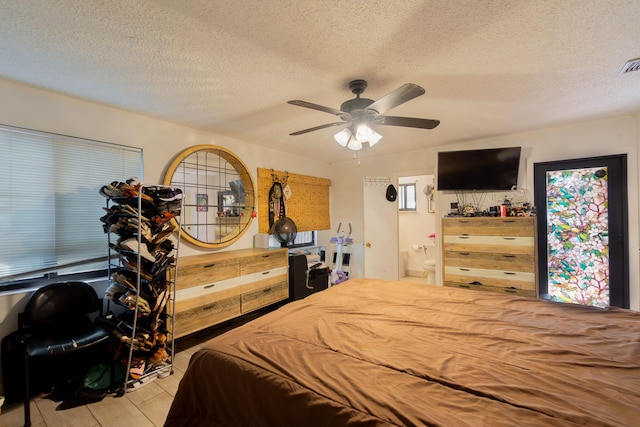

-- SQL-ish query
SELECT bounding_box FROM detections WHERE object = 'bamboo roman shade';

[257,168,331,233]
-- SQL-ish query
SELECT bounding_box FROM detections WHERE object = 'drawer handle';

[262,271,270,275]
[459,268,471,271]
[204,283,216,289]
[503,255,516,258]
[469,281,483,286]
[505,287,518,293]
[504,272,516,275]
[203,303,217,310]
[458,220,469,223]
[459,252,471,256]
[203,263,216,268]
[458,236,470,240]
[262,254,270,258]
[503,237,516,240]
[503,220,516,223]
[262,287,272,293]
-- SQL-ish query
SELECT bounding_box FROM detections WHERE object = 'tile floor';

[0,315,253,427]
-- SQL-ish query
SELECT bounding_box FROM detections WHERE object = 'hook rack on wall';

[364,176,391,187]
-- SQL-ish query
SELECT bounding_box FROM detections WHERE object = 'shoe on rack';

[108,219,127,234]
[111,272,137,292]
[152,211,176,225]
[118,292,152,316]
[99,183,124,199]
[144,186,182,202]
[158,188,183,202]
[119,238,156,262]
[120,258,153,281]
[148,347,169,366]
[120,204,151,222]
[151,220,176,237]
[126,177,142,187]
[153,228,174,245]
[155,197,182,211]
[150,254,175,278]
[128,358,146,380]
[105,282,128,300]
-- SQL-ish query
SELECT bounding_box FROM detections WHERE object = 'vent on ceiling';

[619,57,640,75]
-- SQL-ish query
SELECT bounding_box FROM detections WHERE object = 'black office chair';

[17,281,110,427]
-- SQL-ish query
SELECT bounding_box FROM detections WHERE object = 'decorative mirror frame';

[163,145,255,248]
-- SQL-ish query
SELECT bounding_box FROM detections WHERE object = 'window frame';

[398,183,417,211]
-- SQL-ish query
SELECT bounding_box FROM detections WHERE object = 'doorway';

[397,174,437,283]
[533,155,629,308]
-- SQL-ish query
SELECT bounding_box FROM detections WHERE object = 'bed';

[164,278,640,426]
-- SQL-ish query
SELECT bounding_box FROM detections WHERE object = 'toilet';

[423,259,436,284]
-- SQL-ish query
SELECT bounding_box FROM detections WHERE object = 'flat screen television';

[437,147,521,191]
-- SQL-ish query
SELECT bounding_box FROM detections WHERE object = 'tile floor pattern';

[0,316,250,427]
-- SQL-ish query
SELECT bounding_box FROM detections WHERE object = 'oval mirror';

[163,145,255,248]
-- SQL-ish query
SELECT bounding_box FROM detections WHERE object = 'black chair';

[17,281,110,427]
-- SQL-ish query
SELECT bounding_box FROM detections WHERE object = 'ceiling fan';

[287,79,440,150]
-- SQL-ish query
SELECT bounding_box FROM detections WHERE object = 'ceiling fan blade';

[376,116,440,129]
[365,83,426,115]
[288,100,351,119]
[289,122,347,136]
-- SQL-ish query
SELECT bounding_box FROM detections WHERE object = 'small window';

[268,230,316,248]
[398,183,417,211]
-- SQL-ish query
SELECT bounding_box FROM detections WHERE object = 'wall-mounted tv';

[437,147,522,191]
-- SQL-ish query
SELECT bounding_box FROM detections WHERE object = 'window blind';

[0,124,143,284]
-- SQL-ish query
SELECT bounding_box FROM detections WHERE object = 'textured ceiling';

[1,0,639,164]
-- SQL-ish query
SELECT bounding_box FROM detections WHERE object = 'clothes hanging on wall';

[268,182,285,229]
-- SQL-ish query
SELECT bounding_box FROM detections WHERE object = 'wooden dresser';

[442,217,537,297]
[172,248,289,338]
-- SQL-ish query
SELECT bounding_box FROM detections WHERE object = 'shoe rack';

[99,178,182,393]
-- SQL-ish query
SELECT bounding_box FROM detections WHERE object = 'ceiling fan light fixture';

[355,124,373,143]
[368,130,383,147]
[347,137,363,150]
[334,128,351,147]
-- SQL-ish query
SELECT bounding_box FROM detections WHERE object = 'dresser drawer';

[176,257,239,291]
[173,295,241,338]
[444,266,536,291]
[443,217,535,237]
[444,282,536,298]
[443,250,536,272]
[174,276,241,311]
[241,281,288,313]
[241,266,288,286]
[240,251,288,275]
[443,235,534,254]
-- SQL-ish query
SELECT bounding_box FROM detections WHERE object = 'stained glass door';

[534,155,628,308]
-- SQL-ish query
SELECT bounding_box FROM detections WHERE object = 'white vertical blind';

[0,125,143,283]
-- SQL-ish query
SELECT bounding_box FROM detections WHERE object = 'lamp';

[333,124,383,150]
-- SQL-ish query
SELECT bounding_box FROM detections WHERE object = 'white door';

[363,177,399,279]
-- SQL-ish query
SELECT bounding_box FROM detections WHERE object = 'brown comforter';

[165,278,640,426]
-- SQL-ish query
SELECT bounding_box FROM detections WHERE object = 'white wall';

[330,114,640,310]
